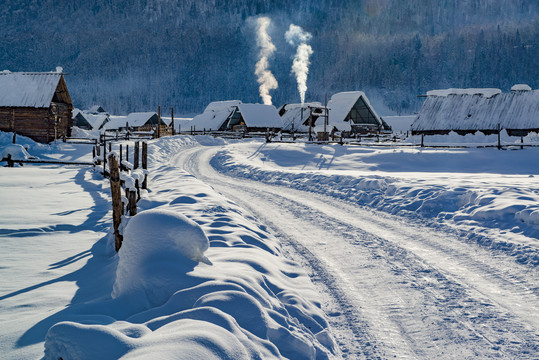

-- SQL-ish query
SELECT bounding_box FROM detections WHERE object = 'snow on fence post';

[108,153,123,252]
[142,142,148,189]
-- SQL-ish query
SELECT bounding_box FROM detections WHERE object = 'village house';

[278,102,326,133]
[189,100,242,132]
[0,70,73,143]
[226,104,283,132]
[324,91,388,136]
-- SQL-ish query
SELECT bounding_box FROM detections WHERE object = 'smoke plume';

[254,17,278,105]
[285,24,313,105]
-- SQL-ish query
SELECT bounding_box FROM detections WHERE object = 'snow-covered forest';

[0,0,537,114]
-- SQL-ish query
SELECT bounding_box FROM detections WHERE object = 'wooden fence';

[106,141,149,251]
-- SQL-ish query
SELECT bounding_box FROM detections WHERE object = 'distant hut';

[73,109,109,131]
[227,104,283,132]
[0,70,73,143]
[279,102,326,132]
[103,112,164,132]
[73,109,92,130]
[126,112,164,131]
[326,91,386,135]
[411,86,539,136]
[189,100,241,132]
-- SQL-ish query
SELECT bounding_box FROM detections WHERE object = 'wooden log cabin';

[0,70,74,143]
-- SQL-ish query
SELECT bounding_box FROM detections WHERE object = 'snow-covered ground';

[1,132,538,359]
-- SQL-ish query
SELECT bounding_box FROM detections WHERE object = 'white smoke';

[254,17,278,105]
[285,24,313,105]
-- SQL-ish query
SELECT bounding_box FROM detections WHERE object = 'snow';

[0,72,62,108]
[102,115,128,131]
[0,132,335,359]
[237,103,283,129]
[211,140,539,266]
[0,144,33,160]
[413,89,539,133]
[511,84,532,92]
[113,209,212,305]
[426,88,502,98]
[2,131,539,359]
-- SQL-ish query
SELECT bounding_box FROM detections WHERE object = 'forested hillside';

[0,0,537,114]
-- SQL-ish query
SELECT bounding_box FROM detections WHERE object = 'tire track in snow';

[176,145,539,359]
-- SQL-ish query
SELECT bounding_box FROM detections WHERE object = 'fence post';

[142,142,148,189]
[421,134,424,147]
[119,145,123,171]
[134,141,140,169]
[127,189,137,216]
[108,154,123,252]
[171,107,175,135]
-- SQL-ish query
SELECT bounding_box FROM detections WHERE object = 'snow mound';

[112,209,211,305]
[0,144,33,160]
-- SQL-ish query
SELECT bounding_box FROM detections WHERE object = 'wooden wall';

[0,104,73,143]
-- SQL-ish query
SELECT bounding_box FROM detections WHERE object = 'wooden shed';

[0,71,73,143]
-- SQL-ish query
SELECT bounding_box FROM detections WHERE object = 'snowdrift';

[43,136,336,360]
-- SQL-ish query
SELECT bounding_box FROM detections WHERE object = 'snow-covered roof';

[190,100,241,131]
[237,104,283,129]
[412,89,539,133]
[426,88,502,98]
[84,113,109,130]
[0,72,64,108]
[204,100,241,113]
[280,102,323,131]
[102,115,128,131]
[126,112,159,127]
[327,91,382,131]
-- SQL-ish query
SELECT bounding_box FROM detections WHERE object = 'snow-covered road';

[175,145,539,359]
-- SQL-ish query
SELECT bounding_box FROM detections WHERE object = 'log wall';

[0,104,73,143]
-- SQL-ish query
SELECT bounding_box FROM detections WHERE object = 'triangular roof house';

[102,112,164,131]
[324,91,385,134]
[73,109,109,130]
[279,102,325,132]
[227,104,283,131]
[412,86,539,136]
[189,100,241,132]
[0,70,73,143]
